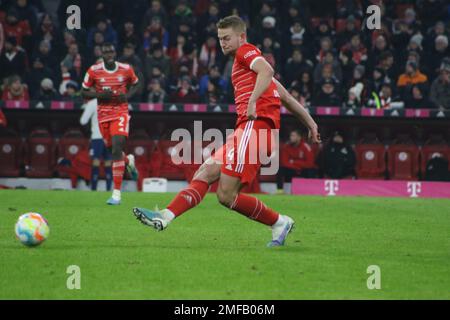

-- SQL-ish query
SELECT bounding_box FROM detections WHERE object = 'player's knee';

[194,161,220,184]
[216,188,236,208]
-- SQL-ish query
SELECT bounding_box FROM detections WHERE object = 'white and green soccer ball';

[15,213,50,247]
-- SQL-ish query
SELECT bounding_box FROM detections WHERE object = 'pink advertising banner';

[291,178,450,198]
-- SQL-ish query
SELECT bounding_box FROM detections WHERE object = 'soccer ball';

[15,213,50,247]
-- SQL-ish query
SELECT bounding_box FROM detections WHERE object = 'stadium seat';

[57,128,89,178]
[155,140,188,180]
[387,144,420,180]
[25,128,56,178]
[0,129,23,177]
[355,143,386,179]
[127,130,157,190]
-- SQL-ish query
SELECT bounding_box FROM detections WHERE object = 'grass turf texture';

[0,190,449,299]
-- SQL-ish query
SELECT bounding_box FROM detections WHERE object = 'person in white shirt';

[80,99,112,190]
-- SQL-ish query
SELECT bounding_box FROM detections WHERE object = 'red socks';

[230,193,279,226]
[167,180,209,216]
[112,160,125,190]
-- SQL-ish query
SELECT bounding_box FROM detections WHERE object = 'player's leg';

[102,141,113,191]
[133,159,221,230]
[109,134,127,204]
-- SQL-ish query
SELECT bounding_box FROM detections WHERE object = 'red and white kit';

[82,61,138,147]
[212,43,281,184]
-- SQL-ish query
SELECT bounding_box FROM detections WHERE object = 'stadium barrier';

[291,178,450,198]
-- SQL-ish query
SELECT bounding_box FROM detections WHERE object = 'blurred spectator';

[368,34,391,72]
[377,51,398,82]
[314,51,343,85]
[323,131,356,179]
[347,64,368,100]
[426,35,449,78]
[202,80,224,104]
[174,43,198,79]
[142,0,168,30]
[34,40,57,69]
[199,65,227,98]
[423,20,447,50]
[26,56,55,96]
[339,49,356,90]
[0,37,27,81]
[168,34,187,64]
[35,78,59,101]
[313,78,341,106]
[418,0,448,31]
[430,59,450,110]
[119,42,143,73]
[170,1,195,38]
[199,35,220,73]
[316,36,334,63]
[144,44,171,83]
[2,7,32,51]
[142,16,169,54]
[15,0,40,31]
[284,48,313,86]
[87,17,118,49]
[405,84,432,109]
[367,82,403,109]
[0,21,4,55]
[148,65,168,91]
[170,75,199,103]
[118,18,140,53]
[196,2,220,44]
[340,33,367,65]
[62,81,82,102]
[397,60,428,101]
[343,82,364,108]
[276,129,317,193]
[34,14,62,58]
[336,15,359,48]
[366,67,389,99]
[147,78,167,103]
[2,75,29,101]
[60,42,83,82]
[260,36,279,69]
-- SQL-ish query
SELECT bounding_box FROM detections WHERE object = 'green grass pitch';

[0,189,449,299]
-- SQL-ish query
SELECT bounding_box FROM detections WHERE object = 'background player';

[80,98,113,191]
[82,43,139,205]
[133,16,321,247]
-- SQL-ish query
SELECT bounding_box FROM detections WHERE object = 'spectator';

[2,75,29,101]
[148,65,168,90]
[377,51,398,82]
[87,17,118,49]
[2,7,32,51]
[202,80,223,104]
[119,42,143,73]
[197,2,220,44]
[276,129,317,193]
[34,14,62,58]
[26,56,55,96]
[339,49,356,90]
[368,34,390,72]
[199,65,227,98]
[0,37,27,81]
[15,0,39,31]
[174,43,198,79]
[147,78,167,103]
[366,67,388,100]
[313,78,341,106]
[142,0,168,30]
[260,36,279,69]
[316,36,334,64]
[367,82,403,109]
[347,64,368,100]
[323,131,356,179]
[144,44,171,83]
[343,82,364,108]
[430,59,450,110]
[60,42,83,82]
[142,16,169,54]
[426,35,449,78]
[314,51,343,85]
[397,60,428,101]
[35,78,59,101]
[340,33,367,65]
[199,35,220,73]
[405,84,432,109]
[170,76,199,103]
[61,81,82,102]
[284,48,313,86]
[35,39,57,68]
[168,34,186,65]
[118,18,140,53]
[336,14,359,48]
[0,21,4,55]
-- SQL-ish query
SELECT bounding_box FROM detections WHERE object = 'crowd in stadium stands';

[0,0,449,110]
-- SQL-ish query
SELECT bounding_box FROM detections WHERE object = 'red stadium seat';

[0,129,23,177]
[355,143,386,179]
[57,128,89,178]
[387,144,420,180]
[155,140,188,180]
[127,131,157,190]
[25,128,56,178]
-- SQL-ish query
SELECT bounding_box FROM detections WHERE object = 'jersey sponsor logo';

[243,50,257,59]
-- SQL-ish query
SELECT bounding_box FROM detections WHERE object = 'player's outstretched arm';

[273,79,321,144]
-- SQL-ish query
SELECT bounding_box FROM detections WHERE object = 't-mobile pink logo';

[407,182,421,198]
[324,180,339,196]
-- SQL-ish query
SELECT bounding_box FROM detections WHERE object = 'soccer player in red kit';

[133,16,321,246]
[82,43,139,205]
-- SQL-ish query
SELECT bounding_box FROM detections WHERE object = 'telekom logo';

[407,182,421,198]
[324,180,339,196]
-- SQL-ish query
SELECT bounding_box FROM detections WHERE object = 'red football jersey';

[82,61,139,123]
[232,43,281,128]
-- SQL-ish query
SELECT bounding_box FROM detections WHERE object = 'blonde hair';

[216,15,246,33]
